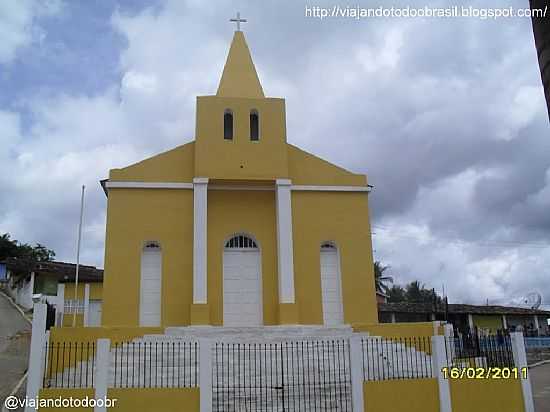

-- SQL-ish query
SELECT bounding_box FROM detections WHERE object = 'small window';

[224,110,233,140]
[250,110,259,141]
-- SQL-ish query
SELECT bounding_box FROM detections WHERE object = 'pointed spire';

[216,31,265,99]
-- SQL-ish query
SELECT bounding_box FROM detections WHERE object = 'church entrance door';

[320,242,344,325]
[223,235,262,327]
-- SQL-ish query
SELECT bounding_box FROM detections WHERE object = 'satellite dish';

[524,292,542,310]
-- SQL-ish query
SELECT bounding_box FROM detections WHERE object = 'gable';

[109,142,195,182]
[287,144,367,186]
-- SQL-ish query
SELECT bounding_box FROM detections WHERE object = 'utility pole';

[73,185,85,328]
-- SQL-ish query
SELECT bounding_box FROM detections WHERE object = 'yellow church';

[100,29,377,328]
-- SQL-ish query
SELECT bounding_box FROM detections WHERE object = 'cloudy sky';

[1,0,549,308]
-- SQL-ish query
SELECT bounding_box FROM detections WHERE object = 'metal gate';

[212,339,352,411]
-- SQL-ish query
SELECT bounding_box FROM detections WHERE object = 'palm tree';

[374,260,393,294]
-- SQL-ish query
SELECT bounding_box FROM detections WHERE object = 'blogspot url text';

[305,5,548,20]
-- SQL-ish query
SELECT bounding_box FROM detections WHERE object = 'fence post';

[349,335,365,412]
[25,303,47,412]
[56,283,65,326]
[199,339,212,412]
[94,338,111,412]
[431,335,452,412]
[511,332,535,412]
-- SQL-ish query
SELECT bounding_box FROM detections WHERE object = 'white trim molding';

[291,185,371,192]
[104,180,371,193]
[275,179,295,304]
[105,181,193,189]
[193,177,208,304]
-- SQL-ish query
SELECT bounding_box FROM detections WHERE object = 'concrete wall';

[449,378,524,412]
[39,389,94,411]
[364,379,439,412]
[107,388,199,412]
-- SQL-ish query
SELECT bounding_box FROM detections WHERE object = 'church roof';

[216,31,265,99]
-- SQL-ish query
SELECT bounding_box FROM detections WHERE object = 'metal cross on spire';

[230,12,247,31]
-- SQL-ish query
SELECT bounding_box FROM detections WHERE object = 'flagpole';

[73,185,85,328]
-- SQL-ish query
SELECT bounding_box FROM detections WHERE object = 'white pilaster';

[193,177,209,304]
[199,339,213,412]
[25,303,47,412]
[275,179,295,303]
[502,314,508,330]
[468,313,474,330]
[56,283,65,327]
[390,312,396,323]
[94,338,111,412]
[533,315,540,333]
[83,283,90,326]
[511,332,535,412]
[431,335,452,412]
[349,335,365,412]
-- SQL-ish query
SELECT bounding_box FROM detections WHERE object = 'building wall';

[472,314,503,333]
[292,191,377,325]
[207,189,279,325]
[102,188,194,327]
[363,379,439,412]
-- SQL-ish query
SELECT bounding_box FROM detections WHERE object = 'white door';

[223,235,262,326]
[88,300,102,326]
[140,242,162,326]
[320,244,344,325]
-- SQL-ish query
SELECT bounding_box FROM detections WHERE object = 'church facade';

[100,30,378,328]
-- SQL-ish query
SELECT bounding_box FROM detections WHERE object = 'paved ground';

[531,362,550,412]
[0,293,30,409]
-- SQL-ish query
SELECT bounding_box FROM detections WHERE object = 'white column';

[511,332,535,412]
[94,338,111,412]
[390,312,396,323]
[193,177,208,304]
[56,283,65,327]
[25,303,47,412]
[275,179,295,303]
[83,283,90,326]
[349,335,365,412]
[468,314,474,330]
[431,335,452,412]
[199,339,213,412]
[533,315,540,333]
[502,314,508,330]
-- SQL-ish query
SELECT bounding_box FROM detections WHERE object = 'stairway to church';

[45,326,434,411]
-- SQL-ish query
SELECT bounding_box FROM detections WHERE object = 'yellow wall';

[39,389,94,411]
[107,388,199,412]
[473,314,503,333]
[450,378,524,412]
[102,188,194,326]
[363,379,439,412]
[207,189,279,325]
[195,96,289,180]
[63,282,102,300]
[292,191,377,324]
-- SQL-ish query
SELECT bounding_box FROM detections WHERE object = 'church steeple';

[216,30,265,99]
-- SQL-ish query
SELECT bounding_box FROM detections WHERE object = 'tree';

[386,280,443,305]
[0,233,55,262]
[387,284,406,303]
[374,260,393,294]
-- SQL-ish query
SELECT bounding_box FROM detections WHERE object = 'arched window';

[250,109,259,141]
[224,109,233,140]
[225,234,258,249]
